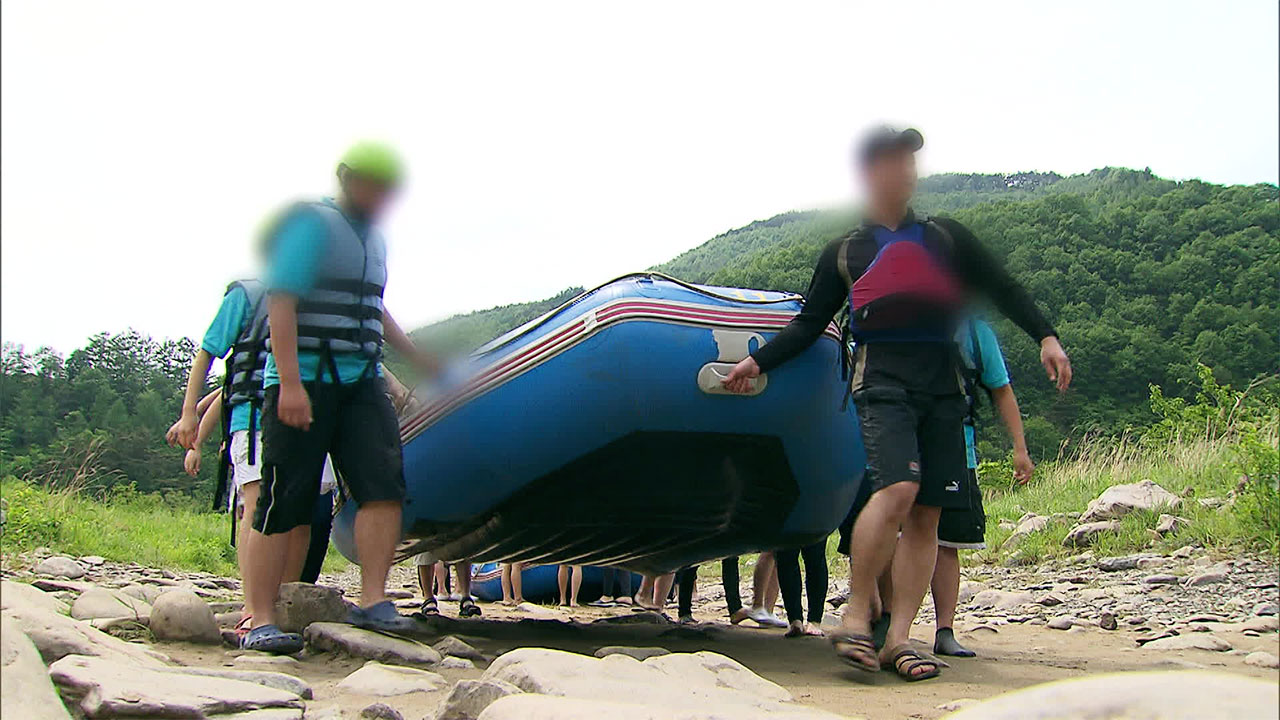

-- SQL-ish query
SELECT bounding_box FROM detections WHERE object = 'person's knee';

[875,482,918,520]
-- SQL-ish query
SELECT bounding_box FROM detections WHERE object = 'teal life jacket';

[273,200,388,382]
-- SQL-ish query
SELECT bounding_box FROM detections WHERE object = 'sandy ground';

[161,587,1280,720]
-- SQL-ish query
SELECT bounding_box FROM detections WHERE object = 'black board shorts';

[853,386,969,510]
[937,469,986,549]
[254,378,405,535]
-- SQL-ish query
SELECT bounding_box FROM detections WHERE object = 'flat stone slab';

[304,622,442,666]
[50,654,303,718]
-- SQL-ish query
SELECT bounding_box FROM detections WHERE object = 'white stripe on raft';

[398,298,841,443]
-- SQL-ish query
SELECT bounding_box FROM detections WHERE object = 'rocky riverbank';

[3,536,1278,719]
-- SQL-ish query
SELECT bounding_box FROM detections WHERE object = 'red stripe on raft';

[397,300,842,440]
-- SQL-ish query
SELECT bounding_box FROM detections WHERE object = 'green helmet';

[337,141,404,186]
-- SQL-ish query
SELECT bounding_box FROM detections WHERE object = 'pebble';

[1097,556,1140,572]
[937,698,978,711]
[360,703,404,720]
[80,555,105,566]
[1186,571,1228,587]
[1047,615,1076,630]
[1143,574,1180,585]
[1171,545,1195,558]
[1099,612,1118,631]
[1253,602,1278,616]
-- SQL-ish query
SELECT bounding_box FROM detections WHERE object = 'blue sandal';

[349,600,415,633]
[241,624,304,655]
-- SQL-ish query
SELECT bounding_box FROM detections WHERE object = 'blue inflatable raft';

[333,272,864,573]
[468,563,644,603]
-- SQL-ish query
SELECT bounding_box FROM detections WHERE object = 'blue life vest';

[276,201,389,381]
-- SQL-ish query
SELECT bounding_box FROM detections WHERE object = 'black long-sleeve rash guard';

[751,214,1057,394]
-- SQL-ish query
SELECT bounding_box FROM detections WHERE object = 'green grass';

[973,430,1277,565]
[1,477,351,576]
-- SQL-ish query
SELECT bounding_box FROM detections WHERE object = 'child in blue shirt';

[932,317,1033,657]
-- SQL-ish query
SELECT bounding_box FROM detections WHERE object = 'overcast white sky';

[3,0,1277,354]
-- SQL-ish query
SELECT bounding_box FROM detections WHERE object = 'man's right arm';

[268,294,312,430]
[721,239,848,393]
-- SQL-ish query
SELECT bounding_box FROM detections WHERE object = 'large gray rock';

[593,646,671,661]
[71,587,152,620]
[1080,480,1180,523]
[1002,514,1049,547]
[1063,520,1122,547]
[941,670,1275,719]
[34,556,86,579]
[970,589,1034,611]
[2,580,70,615]
[1144,634,1232,652]
[1243,651,1279,669]
[1,617,73,720]
[482,648,841,718]
[119,583,164,605]
[478,694,841,720]
[2,603,166,666]
[157,665,312,699]
[434,679,523,720]
[434,635,486,661]
[304,622,441,666]
[150,589,220,643]
[50,653,303,718]
[337,660,448,696]
[275,583,354,633]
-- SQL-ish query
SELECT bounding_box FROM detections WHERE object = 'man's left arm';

[383,309,441,377]
[943,219,1073,392]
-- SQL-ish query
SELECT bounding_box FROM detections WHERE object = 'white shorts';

[414,552,439,567]
[230,431,264,491]
[230,430,337,507]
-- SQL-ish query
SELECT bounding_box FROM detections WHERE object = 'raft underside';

[396,430,831,575]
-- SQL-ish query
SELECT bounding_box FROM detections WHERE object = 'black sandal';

[417,598,439,617]
[882,644,941,682]
[459,597,482,618]
[828,631,879,673]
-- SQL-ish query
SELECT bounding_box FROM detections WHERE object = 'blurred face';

[341,170,396,218]
[861,147,917,209]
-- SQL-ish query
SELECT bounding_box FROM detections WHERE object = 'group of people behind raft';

[165,127,1073,681]
[166,143,434,654]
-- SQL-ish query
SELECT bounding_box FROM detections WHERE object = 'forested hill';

[404,167,1279,454]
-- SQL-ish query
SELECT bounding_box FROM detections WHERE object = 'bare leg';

[353,500,401,608]
[455,562,473,598]
[931,545,973,656]
[511,562,524,604]
[752,552,775,609]
[236,483,260,619]
[558,565,571,606]
[433,561,448,597]
[417,564,434,600]
[652,572,675,609]
[244,528,291,628]
[837,483,916,666]
[635,574,655,607]
[570,565,583,606]
[883,503,941,673]
[501,564,513,605]
[932,546,959,630]
[763,565,780,615]
[282,525,311,583]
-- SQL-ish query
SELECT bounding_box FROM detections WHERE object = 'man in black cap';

[723,126,1071,681]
